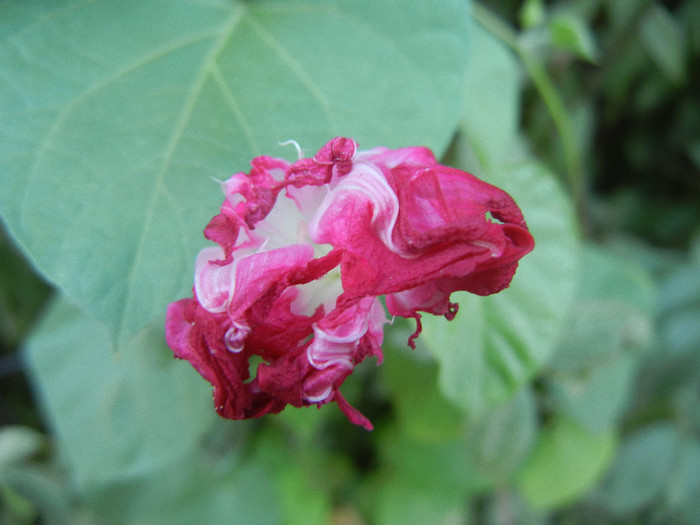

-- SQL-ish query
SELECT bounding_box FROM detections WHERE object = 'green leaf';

[466,387,537,482]
[0,481,39,524]
[0,227,51,349]
[420,159,578,416]
[95,456,282,525]
[546,245,654,433]
[382,331,467,443]
[517,416,617,510]
[0,426,44,468]
[656,249,700,360]
[547,245,655,372]
[575,244,657,315]
[252,425,340,525]
[549,300,651,375]
[659,258,700,317]
[596,424,682,516]
[667,440,700,515]
[370,477,468,525]
[0,0,471,346]
[25,295,280,524]
[269,463,330,525]
[519,0,545,30]
[25,296,215,490]
[549,351,637,433]
[607,0,647,34]
[0,466,72,525]
[460,21,524,168]
[660,307,700,358]
[370,430,489,521]
[639,3,687,83]
[548,13,599,63]
[422,22,579,418]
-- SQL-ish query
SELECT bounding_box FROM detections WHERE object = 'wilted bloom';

[165,137,534,430]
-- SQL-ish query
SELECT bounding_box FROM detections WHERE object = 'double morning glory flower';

[165,137,534,430]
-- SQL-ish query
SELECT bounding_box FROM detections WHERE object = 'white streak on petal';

[254,191,306,249]
[309,162,405,255]
[306,299,383,371]
[306,329,356,370]
[194,246,236,313]
[224,321,251,353]
[472,240,502,257]
[290,266,342,317]
[303,385,333,404]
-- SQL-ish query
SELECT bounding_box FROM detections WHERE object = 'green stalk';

[471,3,585,215]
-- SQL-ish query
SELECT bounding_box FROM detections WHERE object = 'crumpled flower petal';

[165,137,534,430]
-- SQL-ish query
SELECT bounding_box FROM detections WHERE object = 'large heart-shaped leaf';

[0,0,470,346]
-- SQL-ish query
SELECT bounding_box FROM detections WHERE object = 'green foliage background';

[0,0,698,523]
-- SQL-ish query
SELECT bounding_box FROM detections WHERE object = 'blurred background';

[1,0,699,523]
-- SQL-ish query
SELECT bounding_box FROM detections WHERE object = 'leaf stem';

[471,3,585,216]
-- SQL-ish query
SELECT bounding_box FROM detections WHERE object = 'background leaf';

[418,19,578,416]
[382,331,467,443]
[25,298,214,488]
[519,0,546,30]
[0,0,470,346]
[548,13,599,63]
[517,416,617,510]
[367,429,486,525]
[466,386,538,482]
[0,426,44,468]
[418,23,578,417]
[3,0,700,523]
[639,3,687,83]
[369,476,468,525]
[25,296,279,524]
[419,159,578,416]
[666,440,700,521]
[594,424,682,516]
[545,245,655,433]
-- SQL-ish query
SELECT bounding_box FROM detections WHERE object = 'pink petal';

[194,246,235,313]
[166,137,534,431]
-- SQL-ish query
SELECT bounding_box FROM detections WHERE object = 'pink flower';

[165,137,534,430]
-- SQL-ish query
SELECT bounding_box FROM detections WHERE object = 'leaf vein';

[245,14,337,131]
[118,4,248,343]
[211,64,261,155]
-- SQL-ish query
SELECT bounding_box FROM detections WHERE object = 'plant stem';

[471,2,586,216]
